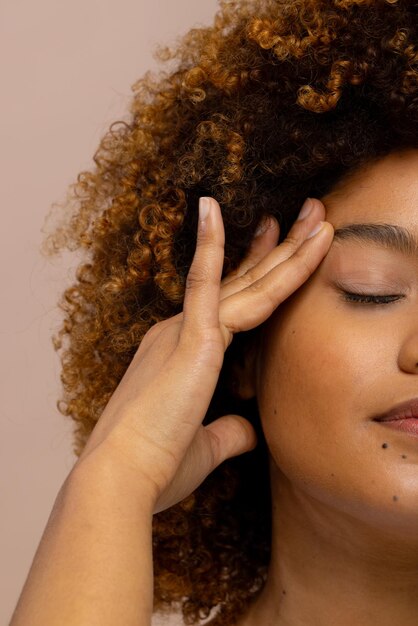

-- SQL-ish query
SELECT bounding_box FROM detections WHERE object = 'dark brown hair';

[41,0,418,623]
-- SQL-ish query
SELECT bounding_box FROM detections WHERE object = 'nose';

[398,329,418,374]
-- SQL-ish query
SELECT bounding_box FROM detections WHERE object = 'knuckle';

[181,326,223,350]
[238,267,257,288]
[140,322,160,348]
[144,319,167,341]
[178,330,225,367]
[283,233,301,250]
[186,265,215,290]
[143,316,180,344]
[293,250,315,281]
[221,266,241,284]
[247,277,265,293]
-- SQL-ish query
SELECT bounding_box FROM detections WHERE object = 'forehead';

[320,149,418,232]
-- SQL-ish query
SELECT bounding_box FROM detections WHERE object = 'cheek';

[257,298,387,498]
[259,302,359,442]
[257,306,346,485]
[256,298,418,532]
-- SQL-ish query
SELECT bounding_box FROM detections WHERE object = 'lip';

[373,397,418,422]
[373,397,418,439]
[377,418,418,437]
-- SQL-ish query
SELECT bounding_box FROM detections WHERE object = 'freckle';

[401,454,407,459]
[331,473,335,477]
[282,589,287,595]
[274,408,277,415]
[393,495,399,502]
[381,443,389,449]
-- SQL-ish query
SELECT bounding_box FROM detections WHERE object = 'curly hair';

[41,0,418,623]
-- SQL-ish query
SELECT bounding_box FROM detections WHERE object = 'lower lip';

[378,418,418,438]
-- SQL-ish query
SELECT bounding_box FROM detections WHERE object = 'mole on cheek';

[392,495,399,502]
[274,408,277,415]
[381,443,389,449]
[401,454,407,459]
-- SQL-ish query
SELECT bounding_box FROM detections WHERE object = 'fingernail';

[199,197,211,222]
[255,216,270,237]
[307,221,325,239]
[297,197,314,221]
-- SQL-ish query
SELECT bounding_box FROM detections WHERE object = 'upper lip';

[373,397,418,422]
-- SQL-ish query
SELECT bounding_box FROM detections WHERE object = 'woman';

[10,0,418,624]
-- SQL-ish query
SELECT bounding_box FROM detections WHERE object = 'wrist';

[67,447,158,518]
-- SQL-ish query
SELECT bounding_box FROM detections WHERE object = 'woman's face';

[255,149,418,534]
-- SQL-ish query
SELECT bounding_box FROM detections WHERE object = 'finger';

[220,215,280,286]
[220,198,326,301]
[181,197,225,334]
[153,416,257,513]
[205,414,257,466]
[219,220,334,335]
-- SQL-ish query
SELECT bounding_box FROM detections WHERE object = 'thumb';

[205,415,258,468]
[153,416,257,514]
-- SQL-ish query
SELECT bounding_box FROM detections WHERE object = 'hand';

[74,196,333,513]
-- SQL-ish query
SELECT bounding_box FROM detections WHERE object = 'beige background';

[1,1,218,623]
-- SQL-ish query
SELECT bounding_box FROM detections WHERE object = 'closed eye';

[341,291,405,305]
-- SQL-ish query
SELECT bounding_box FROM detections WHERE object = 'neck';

[240,466,418,626]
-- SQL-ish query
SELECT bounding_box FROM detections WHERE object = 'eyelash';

[342,291,404,305]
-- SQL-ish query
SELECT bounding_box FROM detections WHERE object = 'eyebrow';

[332,223,418,257]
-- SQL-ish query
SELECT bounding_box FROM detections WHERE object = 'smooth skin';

[10,193,333,625]
[236,149,418,626]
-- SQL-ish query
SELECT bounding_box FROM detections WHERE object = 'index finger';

[181,197,225,334]
[218,221,334,336]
